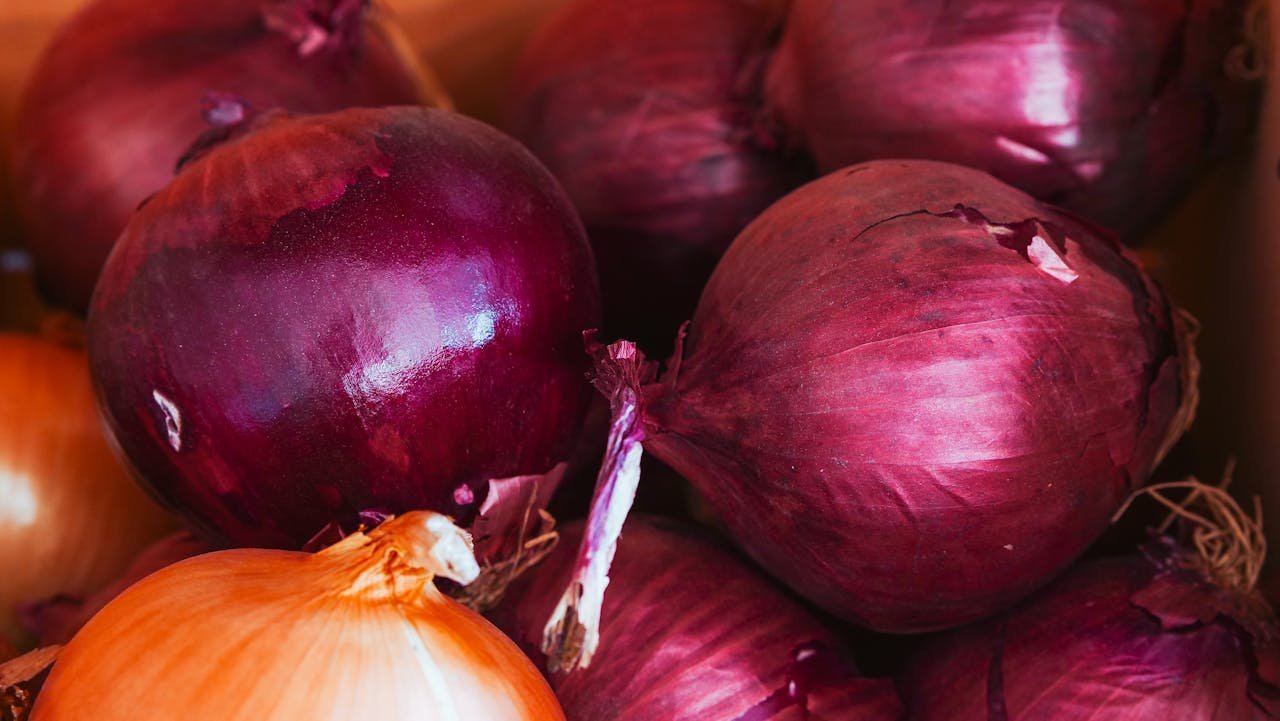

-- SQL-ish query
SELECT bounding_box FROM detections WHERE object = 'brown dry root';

[454,509,559,613]
[1226,0,1272,80]
[0,646,61,721]
[1113,463,1266,595]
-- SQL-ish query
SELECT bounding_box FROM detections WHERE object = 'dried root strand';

[1113,463,1265,594]
[454,507,559,613]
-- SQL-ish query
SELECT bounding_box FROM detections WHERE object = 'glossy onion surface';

[641,160,1194,631]
[12,0,439,312]
[0,333,174,647]
[88,107,600,550]
[764,0,1252,238]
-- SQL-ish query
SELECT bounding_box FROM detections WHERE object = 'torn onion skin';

[508,0,807,352]
[12,0,445,313]
[87,107,600,553]
[28,512,566,721]
[763,0,1255,240]
[556,160,1195,651]
[900,545,1280,720]
[490,516,903,721]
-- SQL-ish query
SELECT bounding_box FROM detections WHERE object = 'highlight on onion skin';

[28,512,568,721]
[0,333,176,649]
[549,159,1197,660]
[507,0,808,352]
[763,0,1256,240]
[490,516,903,721]
[11,0,446,313]
[87,106,600,556]
[900,546,1280,720]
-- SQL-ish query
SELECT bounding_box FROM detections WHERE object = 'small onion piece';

[29,511,566,721]
[492,515,903,720]
[87,107,600,564]
[763,0,1256,239]
[548,160,1196,663]
[900,482,1280,720]
[0,333,175,648]
[12,0,447,313]
[508,0,807,351]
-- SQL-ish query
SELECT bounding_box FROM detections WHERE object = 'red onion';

[901,483,1280,719]
[545,160,1196,661]
[87,107,600,571]
[763,0,1255,239]
[491,515,903,719]
[508,0,807,351]
[12,0,445,313]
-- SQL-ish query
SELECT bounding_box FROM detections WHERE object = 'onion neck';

[317,511,481,602]
[542,338,655,672]
[262,0,369,57]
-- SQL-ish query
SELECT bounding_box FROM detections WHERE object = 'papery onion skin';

[592,160,1194,634]
[12,0,444,313]
[491,516,903,721]
[0,334,175,648]
[87,107,600,551]
[900,549,1280,720]
[29,512,566,721]
[764,0,1254,239]
[508,0,806,351]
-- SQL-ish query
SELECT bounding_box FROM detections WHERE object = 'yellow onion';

[0,332,174,647]
[30,511,566,720]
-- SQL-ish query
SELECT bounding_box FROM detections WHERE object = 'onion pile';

[0,333,175,648]
[549,159,1196,666]
[492,516,903,720]
[87,107,600,569]
[509,0,1252,344]
[901,483,1280,720]
[12,0,447,312]
[29,511,566,720]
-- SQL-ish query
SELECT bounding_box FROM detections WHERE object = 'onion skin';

[764,0,1254,239]
[559,160,1195,643]
[491,516,903,721]
[0,333,175,648]
[508,0,806,351]
[87,107,600,551]
[29,512,566,721]
[901,548,1280,720]
[12,0,443,313]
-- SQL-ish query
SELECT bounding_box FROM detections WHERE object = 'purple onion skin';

[901,551,1280,720]
[87,107,600,550]
[764,0,1254,239]
[640,160,1194,632]
[491,516,903,721]
[12,0,433,313]
[508,0,808,352]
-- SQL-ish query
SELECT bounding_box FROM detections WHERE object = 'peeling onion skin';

[764,0,1254,240]
[12,0,442,313]
[900,551,1280,720]
[639,160,1195,632]
[491,516,903,721]
[87,107,600,550]
[508,0,807,352]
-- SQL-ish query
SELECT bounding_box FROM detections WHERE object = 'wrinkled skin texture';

[901,553,1280,720]
[12,0,434,312]
[642,160,1192,632]
[764,0,1253,239]
[509,0,807,352]
[88,107,600,550]
[491,516,903,721]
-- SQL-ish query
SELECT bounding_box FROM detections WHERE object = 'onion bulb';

[29,511,565,721]
[0,333,175,648]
